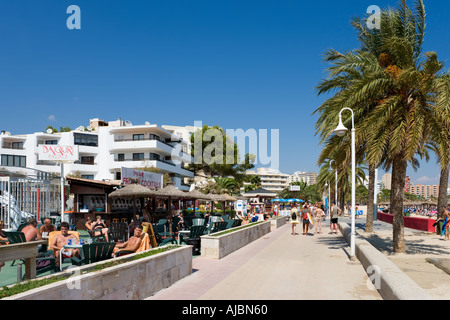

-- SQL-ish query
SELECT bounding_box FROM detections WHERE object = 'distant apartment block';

[381,173,392,190]
[381,173,412,194]
[409,184,439,199]
[289,171,317,186]
[246,168,289,193]
[404,176,411,193]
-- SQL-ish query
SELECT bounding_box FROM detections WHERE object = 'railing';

[1,145,24,150]
[114,137,176,148]
[114,157,176,167]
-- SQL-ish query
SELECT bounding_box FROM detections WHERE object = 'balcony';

[110,138,174,155]
[112,158,194,178]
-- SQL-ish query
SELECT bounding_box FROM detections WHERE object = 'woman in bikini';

[85,216,110,242]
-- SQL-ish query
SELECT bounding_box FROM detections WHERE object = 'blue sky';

[0,0,449,185]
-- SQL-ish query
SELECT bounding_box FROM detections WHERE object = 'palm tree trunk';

[437,159,449,218]
[366,164,375,233]
[339,190,345,215]
[391,155,407,253]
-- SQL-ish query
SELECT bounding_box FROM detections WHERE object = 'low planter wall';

[270,216,286,231]
[377,212,435,232]
[338,222,432,300]
[4,245,192,300]
[201,221,271,259]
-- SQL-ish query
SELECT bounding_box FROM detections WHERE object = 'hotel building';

[0,118,194,190]
[288,171,317,186]
[246,168,290,193]
[409,184,439,199]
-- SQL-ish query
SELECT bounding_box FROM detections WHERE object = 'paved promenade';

[147,220,382,300]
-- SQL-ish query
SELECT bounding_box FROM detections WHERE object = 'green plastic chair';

[192,218,205,227]
[180,225,205,244]
[70,242,115,266]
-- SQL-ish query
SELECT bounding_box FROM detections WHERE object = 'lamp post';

[334,107,356,259]
[329,160,337,205]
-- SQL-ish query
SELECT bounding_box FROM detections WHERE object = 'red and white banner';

[38,145,79,162]
[121,167,162,189]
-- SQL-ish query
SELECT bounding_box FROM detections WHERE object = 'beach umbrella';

[108,183,158,218]
[154,182,191,213]
[155,182,190,199]
[185,188,211,200]
[205,190,228,214]
[287,198,304,203]
[109,183,158,198]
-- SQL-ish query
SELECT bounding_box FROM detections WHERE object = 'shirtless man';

[113,225,143,257]
[22,218,42,242]
[39,218,56,238]
[49,222,80,266]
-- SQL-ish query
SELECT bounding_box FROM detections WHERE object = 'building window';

[149,153,160,161]
[11,142,24,149]
[149,134,160,141]
[1,154,26,167]
[45,140,58,145]
[117,154,125,162]
[133,134,145,141]
[80,156,95,165]
[81,175,94,180]
[133,153,144,161]
[74,133,98,147]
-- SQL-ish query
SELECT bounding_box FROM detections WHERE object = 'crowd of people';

[0,215,151,272]
[289,201,341,236]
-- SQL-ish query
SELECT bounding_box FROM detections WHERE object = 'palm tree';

[428,74,450,217]
[315,0,446,253]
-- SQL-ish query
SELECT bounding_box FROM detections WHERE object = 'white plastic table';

[60,243,83,270]
[178,230,190,245]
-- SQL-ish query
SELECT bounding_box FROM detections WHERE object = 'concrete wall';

[201,221,271,260]
[270,216,286,231]
[338,222,432,300]
[6,245,192,300]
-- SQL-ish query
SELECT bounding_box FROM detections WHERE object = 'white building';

[0,118,194,190]
[362,178,383,199]
[289,171,317,186]
[382,173,392,190]
[246,167,289,193]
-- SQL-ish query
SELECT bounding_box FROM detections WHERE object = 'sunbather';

[49,222,80,266]
[113,225,143,257]
[85,216,110,242]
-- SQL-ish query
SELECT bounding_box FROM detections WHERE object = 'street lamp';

[334,107,356,260]
[328,160,337,205]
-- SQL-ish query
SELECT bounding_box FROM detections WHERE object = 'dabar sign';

[38,145,79,162]
[121,167,163,189]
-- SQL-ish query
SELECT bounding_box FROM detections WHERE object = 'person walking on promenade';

[290,204,300,235]
[329,202,341,234]
[313,204,325,234]
[441,206,450,241]
[301,203,312,235]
